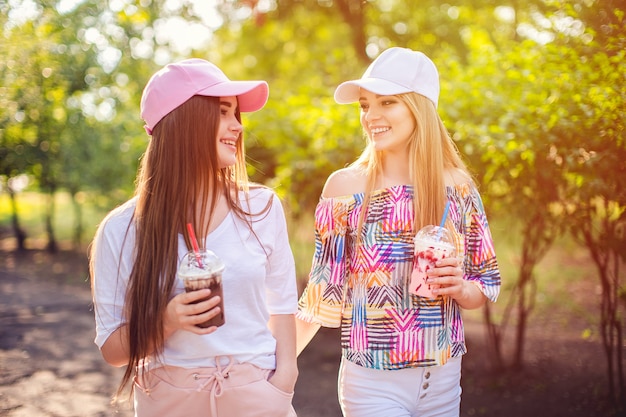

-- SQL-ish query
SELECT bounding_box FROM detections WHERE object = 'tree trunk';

[583,219,625,408]
[70,190,83,250]
[513,275,529,370]
[335,0,368,64]
[510,217,552,370]
[611,253,625,406]
[482,216,552,372]
[483,302,506,371]
[8,187,27,251]
[44,187,57,254]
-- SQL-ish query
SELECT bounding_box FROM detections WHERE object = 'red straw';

[186,223,203,267]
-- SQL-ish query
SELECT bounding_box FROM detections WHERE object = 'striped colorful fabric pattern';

[297,182,501,370]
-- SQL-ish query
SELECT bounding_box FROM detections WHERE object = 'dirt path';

[0,248,623,417]
[0,264,130,416]
[0,249,342,417]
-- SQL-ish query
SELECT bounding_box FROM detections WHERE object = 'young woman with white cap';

[296,47,501,417]
[90,59,298,416]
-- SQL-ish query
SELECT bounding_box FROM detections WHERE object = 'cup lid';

[415,225,454,246]
[180,249,225,274]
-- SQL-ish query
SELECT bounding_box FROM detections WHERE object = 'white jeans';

[338,356,462,417]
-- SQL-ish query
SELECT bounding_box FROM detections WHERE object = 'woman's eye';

[359,103,369,111]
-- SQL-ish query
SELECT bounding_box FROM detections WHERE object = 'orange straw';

[186,223,203,268]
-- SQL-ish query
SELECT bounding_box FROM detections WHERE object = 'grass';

[0,190,111,249]
[489,215,598,309]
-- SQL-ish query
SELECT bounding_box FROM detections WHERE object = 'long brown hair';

[351,92,470,235]
[92,95,270,399]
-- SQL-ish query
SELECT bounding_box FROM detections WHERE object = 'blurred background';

[0,0,625,416]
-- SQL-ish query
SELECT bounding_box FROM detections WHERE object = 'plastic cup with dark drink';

[178,249,226,328]
[409,225,456,299]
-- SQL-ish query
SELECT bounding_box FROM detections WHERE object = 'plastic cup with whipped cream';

[178,249,226,328]
[409,225,456,298]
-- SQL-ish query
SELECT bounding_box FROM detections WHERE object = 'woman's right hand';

[100,290,220,367]
[163,290,222,336]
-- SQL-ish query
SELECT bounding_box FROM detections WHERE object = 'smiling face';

[216,96,243,168]
[358,89,416,154]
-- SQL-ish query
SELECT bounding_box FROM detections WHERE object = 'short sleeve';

[263,193,299,315]
[461,184,501,303]
[296,196,352,327]
[91,202,136,348]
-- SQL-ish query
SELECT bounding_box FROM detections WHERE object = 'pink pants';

[133,358,296,417]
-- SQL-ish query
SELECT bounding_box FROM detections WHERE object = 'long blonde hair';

[351,92,469,234]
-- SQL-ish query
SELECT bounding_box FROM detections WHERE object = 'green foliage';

[1,0,624,260]
[211,4,365,215]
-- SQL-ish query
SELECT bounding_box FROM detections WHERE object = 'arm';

[99,289,222,367]
[294,171,353,347]
[268,314,299,393]
[453,279,488,309]
[428,184,500,308]
[100,325,130,367]
[296,317,321,356]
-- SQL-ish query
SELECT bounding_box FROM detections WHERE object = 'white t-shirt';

[92,187,298,370]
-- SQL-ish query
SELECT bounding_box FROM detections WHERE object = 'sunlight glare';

[191,0,224,29]
[7,0,40,28]
[494,6,515,23]
[57,0,85,14]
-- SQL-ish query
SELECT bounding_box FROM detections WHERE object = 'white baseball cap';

[334,47,440,107]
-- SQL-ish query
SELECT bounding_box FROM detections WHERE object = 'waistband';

[135,356,268,416]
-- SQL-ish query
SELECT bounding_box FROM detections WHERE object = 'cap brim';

[197,80,269,112]
[334,78,412,104]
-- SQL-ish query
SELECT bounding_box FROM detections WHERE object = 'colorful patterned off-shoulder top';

[297,182,501,370]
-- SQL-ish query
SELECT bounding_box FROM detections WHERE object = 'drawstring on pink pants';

[192,356,234,416]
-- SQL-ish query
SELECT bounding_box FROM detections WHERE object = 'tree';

[445,5,625,407]
[551,9,625,404]
[0,0,198,249]
[1,8,40,250]
[443,34,570,370]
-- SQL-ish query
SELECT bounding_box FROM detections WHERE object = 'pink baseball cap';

[140,58,269,135]
[334,47,439,108]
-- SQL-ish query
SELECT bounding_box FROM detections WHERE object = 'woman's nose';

[229,119,243,133]
[365,107,380,121]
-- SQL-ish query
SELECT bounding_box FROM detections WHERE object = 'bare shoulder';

[444,167,473,187]
[322,167,368,198]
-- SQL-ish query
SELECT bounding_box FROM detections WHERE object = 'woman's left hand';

[427,257,488,309]
[268,367,298,394]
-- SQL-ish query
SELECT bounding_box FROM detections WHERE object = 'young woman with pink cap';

[90,59,298,416]
[296,47,501,417]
